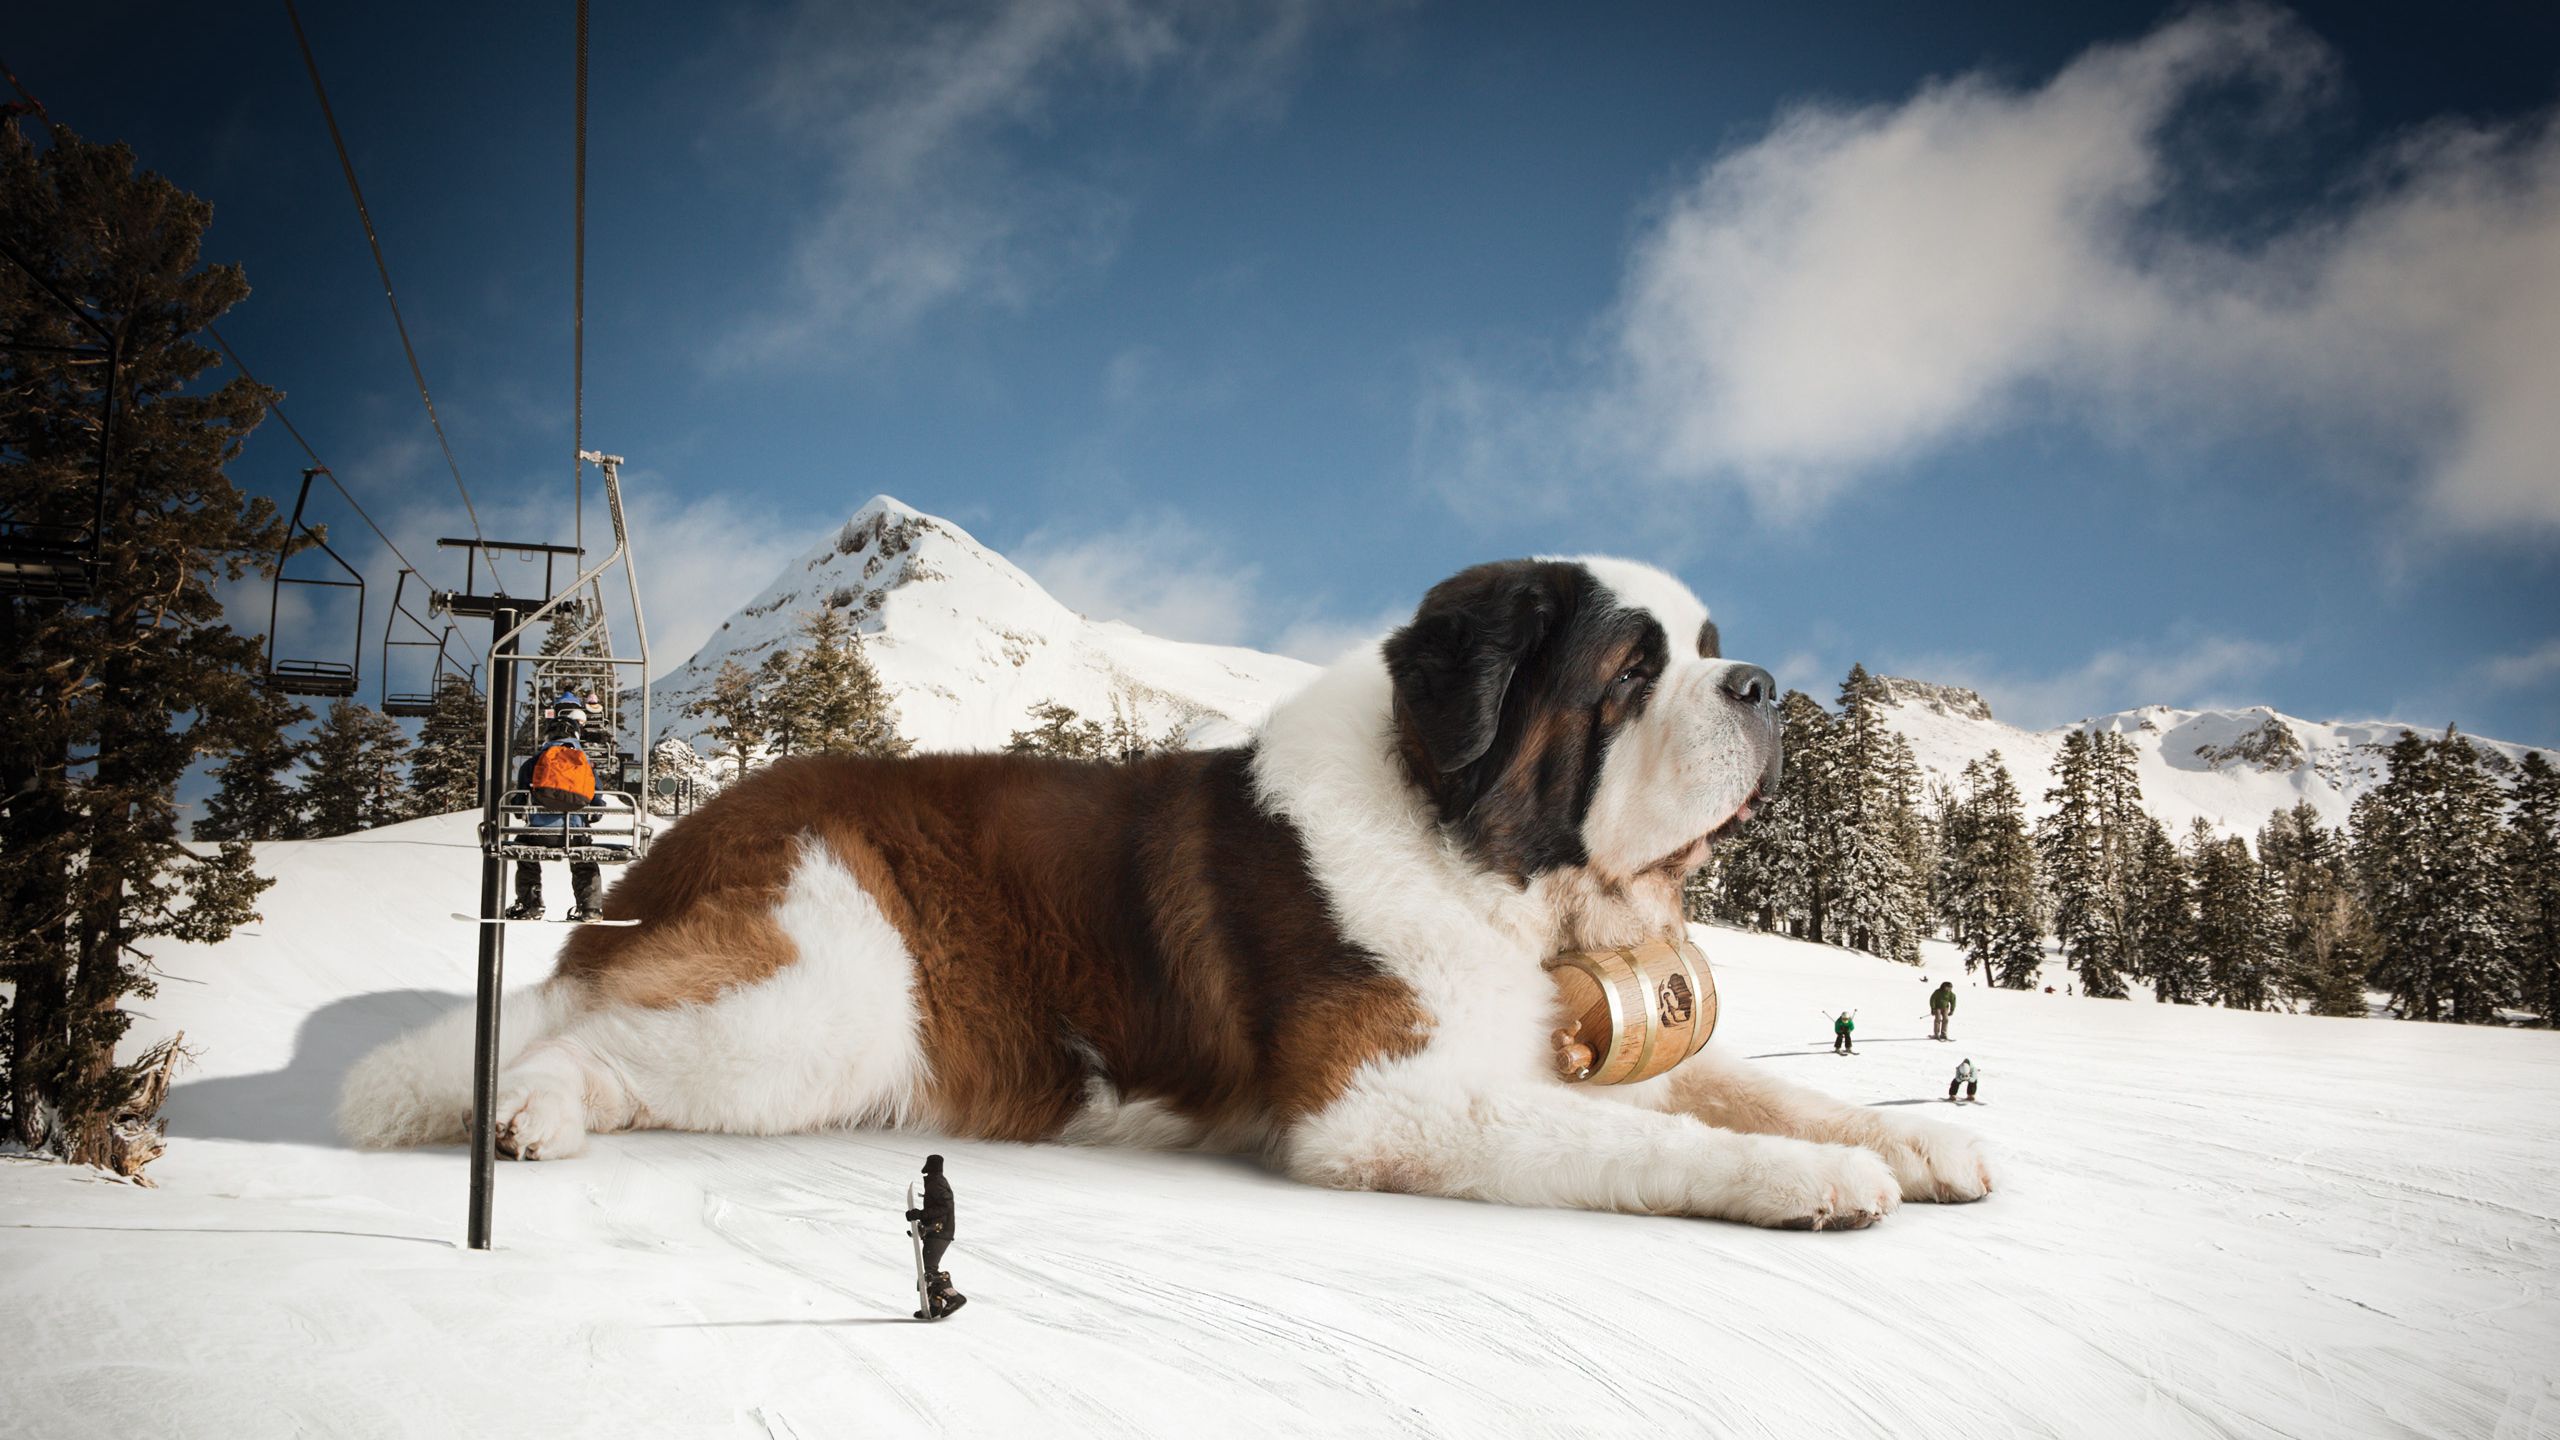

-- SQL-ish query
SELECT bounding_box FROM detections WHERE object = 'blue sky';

[13,1,2559,743]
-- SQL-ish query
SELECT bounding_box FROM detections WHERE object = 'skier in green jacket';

[1832,1011,1856,1054]
[1929,981,1957,1040]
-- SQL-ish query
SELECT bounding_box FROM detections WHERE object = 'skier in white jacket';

[1948,1059,1981,1103]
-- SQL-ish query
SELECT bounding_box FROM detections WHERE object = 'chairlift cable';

[281,0,487,547]
[572,0,588,562]
[205,325,430,583]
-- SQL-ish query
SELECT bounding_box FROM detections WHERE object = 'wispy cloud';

[1012,510,1402,663]
[717,0,1387,366]
[1013,511,1265,647]
[2479,639,2560,692]
[1419,5,2560,537]
[1892,634,2288,730]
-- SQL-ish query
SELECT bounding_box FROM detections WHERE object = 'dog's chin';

[1639,787,1763,879]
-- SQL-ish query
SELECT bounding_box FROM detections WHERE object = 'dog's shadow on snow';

[165,989,465,1148]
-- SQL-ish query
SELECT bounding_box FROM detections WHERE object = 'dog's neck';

[1529,863,1689,954]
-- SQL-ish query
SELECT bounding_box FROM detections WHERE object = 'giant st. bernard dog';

[344,558,1992,1229]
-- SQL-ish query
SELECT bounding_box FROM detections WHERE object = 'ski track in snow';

[4,812,2558,1438]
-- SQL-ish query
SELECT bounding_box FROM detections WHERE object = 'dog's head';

[1382,558,1780,886]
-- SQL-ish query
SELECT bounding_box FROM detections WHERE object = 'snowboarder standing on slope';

[1832,1010,1856,1054]
[1949,1059,1981,1103]
[905,1154,967,1318]
[1930,982,1957,1040]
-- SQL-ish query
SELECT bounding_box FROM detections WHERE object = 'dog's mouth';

[1644,784,1764,877]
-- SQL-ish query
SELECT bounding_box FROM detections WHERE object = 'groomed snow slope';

[5,812,2556,1438]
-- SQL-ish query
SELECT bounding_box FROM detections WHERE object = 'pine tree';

[685,659,766,781]
[2355,728,2516,1022]
[769,606,910,758]
[1705,689,1831,935]
[2189,826,2273,1009]
[1935,753,2043,986]
[1,123,283,1172]
[2128,818,2194,1002]
[195,687,311,842]
[1007,699,1111,759]
[1821,665,1925,964]
[2257,802,2372,1017]
[295,700,413,837]
[2039,730,2143,998]
[407,673,484,815]
[2506,752,2560,1025]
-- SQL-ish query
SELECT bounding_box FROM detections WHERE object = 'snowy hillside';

[7,812,2555,1437]
[647,497,1317,754]
[1875,679,2547,838]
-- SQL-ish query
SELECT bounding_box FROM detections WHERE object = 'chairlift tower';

[432,449,652,1250]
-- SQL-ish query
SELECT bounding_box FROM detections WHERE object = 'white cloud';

[620,489,812,677]
[1012,512,1406,663]
[1893,634,2286,730]
[1270,607,1403,665]
[718,0,1383,365]
[2480,639,2560,692]
[1423,5,2560,536]
[1012,512,1263,647]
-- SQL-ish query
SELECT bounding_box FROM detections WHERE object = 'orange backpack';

[529,740,597,811]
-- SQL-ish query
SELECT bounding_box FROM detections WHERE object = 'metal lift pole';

[466,601,519,1250]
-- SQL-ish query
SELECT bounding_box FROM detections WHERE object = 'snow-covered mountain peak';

[1870,675,1994,722]
[650,498,1317,755]
[1881,689,2545,837]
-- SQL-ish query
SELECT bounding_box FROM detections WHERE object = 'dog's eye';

[1611,665,1649,694]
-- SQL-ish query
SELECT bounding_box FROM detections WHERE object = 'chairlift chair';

[0,238,117,600]
[263,468,365,698]
[381,569,467,717]
[465,451,654,871]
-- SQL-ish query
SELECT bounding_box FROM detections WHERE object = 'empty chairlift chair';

[263,469,365,698]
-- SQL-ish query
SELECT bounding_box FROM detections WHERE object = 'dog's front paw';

[1726,1136,1900,1231]
[1867,1115,1994,1203]
[494,1081,587,1161]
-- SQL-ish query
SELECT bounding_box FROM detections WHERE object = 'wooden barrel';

[1545,934,1717,1085]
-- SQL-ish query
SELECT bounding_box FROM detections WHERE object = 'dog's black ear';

[1384,562,1570,775]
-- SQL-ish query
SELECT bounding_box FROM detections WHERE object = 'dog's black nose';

[1720,663,1776,709]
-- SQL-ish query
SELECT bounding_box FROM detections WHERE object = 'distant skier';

[1832,1011,1856,1054]
[904,1154,967,1319]
[1929,982,1957,1040]
[1948,1059,1981,1103]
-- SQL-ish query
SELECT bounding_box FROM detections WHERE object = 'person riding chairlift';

[504,691,605,922]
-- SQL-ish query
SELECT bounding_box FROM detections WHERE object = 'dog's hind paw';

[1867,1116,1995,1203]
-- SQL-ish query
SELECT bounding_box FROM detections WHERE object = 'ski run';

[5,812,2555,1437]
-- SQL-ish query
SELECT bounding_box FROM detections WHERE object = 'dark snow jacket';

[907,1164,955,1239]
[1833,1014,1855,1035]
[1931,985,1957,1015]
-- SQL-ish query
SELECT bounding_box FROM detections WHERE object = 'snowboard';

[907,1181,935,1320]
[452,912,639,927]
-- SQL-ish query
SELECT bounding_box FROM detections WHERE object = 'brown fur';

[555,747,1425,1143]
